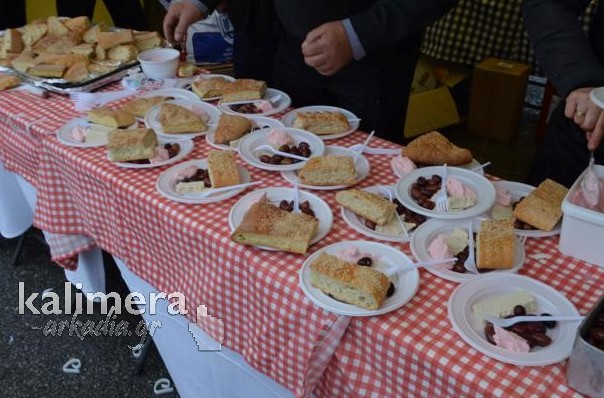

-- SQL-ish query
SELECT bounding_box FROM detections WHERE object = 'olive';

[431,175,442,184]
[259,155,272,164]
[279,200,290,211]
[513,305,527,316]
[386,282,395,298]
[357,257,373,267]
[417,176,427,185]
[279,145,290,153]
[203,178,212,188]
[484,322,496,345]
[529,333,552,347]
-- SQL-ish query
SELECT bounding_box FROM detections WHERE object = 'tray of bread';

[0,16,164,94]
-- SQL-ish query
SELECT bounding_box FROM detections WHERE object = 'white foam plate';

[340,185,415,243]
[589,87,604,110]
[140,88,199,102]
[57,117,127,148]
[238,127,325,172]
[156,159,251,204]
[395,166,496,220]
[281,146,370,191]
[281,105,360,140]
[410,219,525,283]
[491,181,561,237]
[205,116,285,151]
[299,240,420,316]
[112,138,193,169]
[448,274,580,366]
[228,187,333,250]
[188,74,236,101]
[145,98,221,139]
[219,88,291,117]
[392,157,484,178]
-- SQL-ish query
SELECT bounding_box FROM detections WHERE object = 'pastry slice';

[336,189,396,226]
[47,16,70,36]
[63,62,89,82]
[310,252,390,310]
[88,107,135,128]
[403,131,473,166]
[292,111,350,135]
[157,103,207,134]
[96,29,134,50]
[214,114,252,145]
[298,155,356,186]
[512,178,568,231]
[177,62,197,78]
[1,29,23,58]
[22,22,48,47]
[107,128,157,162]
[134,31,163,52]
[83,22,108,44]
[191,77,232,99]
[220,79,266,103]
[0,75,20,91]
[27,64,66,78]
[231,196,318,254]
[107,44,138,63]
[476,219,515,270]
[207,150,240,188]
[122,96,169,118]
[64,16,91,32]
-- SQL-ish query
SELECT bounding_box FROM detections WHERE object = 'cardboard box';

[468,58,530,143]
[404,57,463,138]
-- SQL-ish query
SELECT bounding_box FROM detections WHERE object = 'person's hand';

[301,21,353,76]
[565,87,604,150]
[163,1,205,44]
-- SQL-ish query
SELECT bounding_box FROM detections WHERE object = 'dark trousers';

[272,33,420,145]
[233,30,280,86]
[527,103,604,188]
[56,0,148,31]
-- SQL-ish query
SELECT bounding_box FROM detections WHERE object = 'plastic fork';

[354,130,375,162]
[483,314,584,328]
[378,186,409,239]
[435,164,449,212]
[384,257,458,277]
[255,145,309,162]
[220,92,281,107]
[471,161,491,173]
[70,89,137,111]
[183,181,260,198]
[292,181,300,213]
[464,221,479,274]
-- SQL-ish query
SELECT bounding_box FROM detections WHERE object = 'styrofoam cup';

[138,48,179,80]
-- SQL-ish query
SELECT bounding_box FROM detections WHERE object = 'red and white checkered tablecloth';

[1,81,602,398]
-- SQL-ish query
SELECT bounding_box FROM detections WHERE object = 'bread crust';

[231,197,318,254]
[512,178,568,231]
[403,131,472,166]
[336,189,396,226]
[310,252,390,310]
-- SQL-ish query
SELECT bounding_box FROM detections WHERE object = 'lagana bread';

[292,111,349,135]
[403,131,472,166]
[214,114,252,145]
[310,252,390,310]
[191,76,232,99]
[157,103,207,134]
[476,219,515,270]
[121,96,169,118]
[512,178,568,231]
[336,189,397,226]
[231,196,318,254]
[88,107,135,128]
[207,150,240,188]
[298,155,356,186]
[107,128,157,162]
[220,79,266,103]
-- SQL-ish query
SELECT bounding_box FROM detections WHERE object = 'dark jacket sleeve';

[523,0,604,97]
[348,0,458,55]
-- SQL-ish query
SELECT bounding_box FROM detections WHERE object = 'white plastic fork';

[292,181,300,213]
[354,130,374,162]
[384,257,458,277]
[464,221,479,274]
[255,145,309,162]
[379,186,410,240]
[70,89,137,111]
[435,164,449,212]
[483,314,584,328]
[471,161,491,173]
[220,92,281,107]
[184,181,260,198]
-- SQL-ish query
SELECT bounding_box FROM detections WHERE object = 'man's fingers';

[304,53,328,69]
[163,11,178,43]
[588,113,604,151]
[305,25,326,44]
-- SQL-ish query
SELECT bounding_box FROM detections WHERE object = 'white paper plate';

[491,181,561,237]
[299,240,420,316]
[410,219,526,283]
[140,88,199,102]
[188,74,236,101]
[112,138,194,169]
[340,185,415,243]
[589,87,604,110]
[228,187,333,250]
[392,157,484,178]
[57,117,123,148]
[238,127,325,171]
[156,159,251,204]
[205,116,285,151]
[281,105,360,140]
[395,166,496,220]
[219,88,291,117]
[145,98,221,139]
[448,274,580,366]
[281,146,370,190]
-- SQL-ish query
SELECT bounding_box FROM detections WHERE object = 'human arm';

[163,0,221,43]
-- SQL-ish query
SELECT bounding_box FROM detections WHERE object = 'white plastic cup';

[138,48,179,80]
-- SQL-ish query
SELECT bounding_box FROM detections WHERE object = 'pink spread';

[447,177,477,199]
[391,155,417,176]
[493,326,530,353]
[267,129,292,148]
[335,247,374,263]
[428,234,452,260]
[495,186,512,206]
[149,146,170,164]
[255,100,274,113]
[175,165,198,181]
[70,125,87,142]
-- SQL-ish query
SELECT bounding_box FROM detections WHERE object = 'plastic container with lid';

[559,164,604,267]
